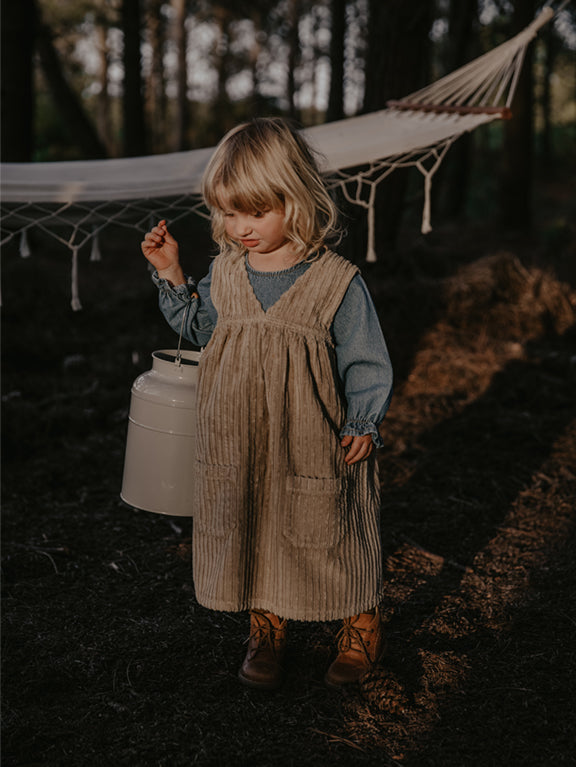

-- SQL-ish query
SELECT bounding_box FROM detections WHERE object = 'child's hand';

[141,220,183,283]
[341,434,373,465]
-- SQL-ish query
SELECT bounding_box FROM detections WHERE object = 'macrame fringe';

[20,230,31,258]
[417,138,457,236]
[363,164,434,259]
[71,247,82,312]
[422,173,433,235]
[366,187,377,263]
[90,230,102,262]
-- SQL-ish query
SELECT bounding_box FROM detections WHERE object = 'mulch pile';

[2,218,575,766]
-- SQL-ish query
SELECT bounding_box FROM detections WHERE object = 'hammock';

[0,5,557,310]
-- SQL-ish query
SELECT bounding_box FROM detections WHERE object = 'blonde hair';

[201,118,340,261]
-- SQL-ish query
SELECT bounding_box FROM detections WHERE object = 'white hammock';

[0,5,556,309]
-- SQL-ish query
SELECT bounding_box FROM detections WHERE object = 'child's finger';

[344,436,373,465]
[142,236,159,251]
[149,226,165,238]
[148,221,176,245]
[162,227,178,245]
[142,232,163,250]
[345,445,361,464]
[155,220,169,236]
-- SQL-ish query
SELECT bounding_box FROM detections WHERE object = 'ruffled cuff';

[152,270,197,298]
[340,420,384,449]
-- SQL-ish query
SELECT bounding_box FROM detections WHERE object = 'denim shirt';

[153,257,393,447]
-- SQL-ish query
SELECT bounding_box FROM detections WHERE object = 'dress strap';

[267,251,358,330]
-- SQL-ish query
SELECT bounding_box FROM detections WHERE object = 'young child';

[141,118,393,690]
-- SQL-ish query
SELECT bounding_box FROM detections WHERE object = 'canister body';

[121,349,201,516]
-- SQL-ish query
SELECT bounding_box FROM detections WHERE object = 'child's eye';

[252,211,266,219]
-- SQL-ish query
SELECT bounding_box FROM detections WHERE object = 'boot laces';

[247,612,285,659]
[335,617,375,664]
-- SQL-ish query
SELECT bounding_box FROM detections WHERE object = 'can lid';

[153,350,200,367]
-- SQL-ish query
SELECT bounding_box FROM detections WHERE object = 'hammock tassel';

[422,173,433,235]
[366,186,377,263]
[19,230,31,259]
[90,229,102,262]
[71,247,82,312]
[418,139,455,236]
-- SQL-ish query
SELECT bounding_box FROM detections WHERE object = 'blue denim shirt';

[153,257,393,447]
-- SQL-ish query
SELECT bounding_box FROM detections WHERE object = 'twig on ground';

[308,728,366,752]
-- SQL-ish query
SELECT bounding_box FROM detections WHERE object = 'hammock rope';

[0,4,559,309]
[396,6,553,110]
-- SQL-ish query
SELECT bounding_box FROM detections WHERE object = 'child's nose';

[235,214,253,235]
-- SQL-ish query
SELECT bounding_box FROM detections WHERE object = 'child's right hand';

[141,220,182,277]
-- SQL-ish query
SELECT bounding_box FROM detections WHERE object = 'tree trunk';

[248,9,267,117]
[36,14,107,159]
[500,0,535,230]
[363,0,433,251]
[122,0,147,157]
[286,0,302,121]
[146,0,167,153]
[540,24,557,166]
[172,0,189,151]
[1,0,36,161]
[326,0,346,122]
[363,0,432,112]
[212,5,235,138]
[95,19,114,155]
[441,0,477,220]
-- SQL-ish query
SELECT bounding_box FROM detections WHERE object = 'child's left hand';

[341,434,373,465]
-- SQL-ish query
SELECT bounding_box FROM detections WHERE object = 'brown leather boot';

[238,610,287,690]
[324,608,384,687]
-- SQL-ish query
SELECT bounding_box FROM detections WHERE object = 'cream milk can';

[121,349,201,516]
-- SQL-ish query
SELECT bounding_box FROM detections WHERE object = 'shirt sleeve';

[332,274,393,448]
[152,260,218,347]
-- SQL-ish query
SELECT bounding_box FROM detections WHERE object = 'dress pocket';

[284,475,342,549]
[196,463,238,536]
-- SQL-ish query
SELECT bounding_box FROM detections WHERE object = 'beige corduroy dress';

[192,249,383,621]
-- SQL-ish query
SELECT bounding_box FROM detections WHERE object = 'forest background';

[2,2,576,766]
[2,0,575,236]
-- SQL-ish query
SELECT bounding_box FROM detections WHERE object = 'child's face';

[223,206,290,259]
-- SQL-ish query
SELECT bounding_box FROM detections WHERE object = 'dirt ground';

[2,184,576,766]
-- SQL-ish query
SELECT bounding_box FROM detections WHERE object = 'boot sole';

[237,668,283,691]
[324,645,386,689]
[324,668,369,689]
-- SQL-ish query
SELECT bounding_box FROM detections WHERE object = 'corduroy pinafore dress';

[192,249,383,621]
